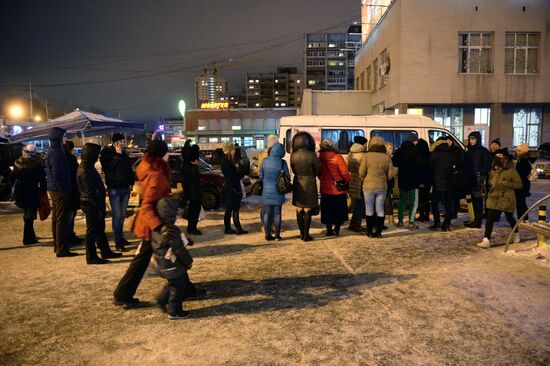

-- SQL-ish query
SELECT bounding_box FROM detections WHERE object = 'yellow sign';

[200,102,229,109]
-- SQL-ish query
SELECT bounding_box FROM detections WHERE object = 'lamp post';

[178,99,186,138]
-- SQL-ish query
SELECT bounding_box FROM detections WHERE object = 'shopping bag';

[38,193,51,221]
[198,206,205,221]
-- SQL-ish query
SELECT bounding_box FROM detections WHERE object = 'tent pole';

[81,130,85,146]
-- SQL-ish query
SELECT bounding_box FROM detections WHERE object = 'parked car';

[129,153,252,210]
[201,147,251,176]
[535,142,550,179]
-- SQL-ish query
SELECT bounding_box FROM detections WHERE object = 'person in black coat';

[416,138,431,222]
[10,144,47,245]
[77,143,122,265]
[100,133,134,252]
[64,141,82,245]
[449,140,466,219]
[182,144,203,235]
[429,139,454,231]
[463,131,491,228]
[514,143,532,221]
[221,142,248,235]
[392,139,421,228]
[44,127,77,257]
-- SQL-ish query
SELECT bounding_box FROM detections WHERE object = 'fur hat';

[354,135,368,145]
[320,139,334,151]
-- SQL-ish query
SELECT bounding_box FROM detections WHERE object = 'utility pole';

[45,99,49,120]
[29,82,33,120]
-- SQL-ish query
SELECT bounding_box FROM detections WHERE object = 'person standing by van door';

[429,138,454,231]
[359,136,392,238]
[347,136,368,232]
[464,131,491,228]
[100,133,134,252]
[392,138,421,229]
[291,132,319,242]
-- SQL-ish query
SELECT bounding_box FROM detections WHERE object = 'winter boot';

[334,224,341,236]
[23,219,37,245]
[476,238,491,248]
[233,211,248,235]
[97,234,123,259]
[373,217,384,238]
[366,216,374,238]
[302,210,313,242]
[326,225,334,236]
[224,213,236,234]
[296,210,305,238]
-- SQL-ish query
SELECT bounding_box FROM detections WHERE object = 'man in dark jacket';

[464,131,491,228]
[77,143,122,265]
[44,127,77,257]
[11,144,47,244]
[392,139,421,229]
[449,140,466,219]
[100,133,134,252]
[429,139,454,231]
[182,144,202,235]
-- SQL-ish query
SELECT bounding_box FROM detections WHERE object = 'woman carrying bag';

[221,142,248,235]
[259,142,290,241]
[318,139,350,237]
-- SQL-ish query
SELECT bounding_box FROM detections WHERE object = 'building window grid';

[513,107,542,148]
[474,108,491,125]
[459,32,493,74]
[505,32,539,74]
[434,107,464,141]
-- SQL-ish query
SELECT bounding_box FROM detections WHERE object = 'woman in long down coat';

[11,144,47,245]
[291,131,319,242]
[318,139,350,236]
[221,142,248,235]
[347,136,368,232]
[260,142,290,241]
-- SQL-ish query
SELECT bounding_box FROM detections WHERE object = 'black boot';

[326,225,334,236]
[98,234,123,259]
[224,210,236,234]
[373,217,383,238]
[233,211,248,235]
[23,219,37,245]
[296,210,305,239]
[366,216,374,237]
[334,224,341,236]
[302,210,313,242]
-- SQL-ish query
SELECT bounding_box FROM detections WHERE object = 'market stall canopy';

[9,109,145,143]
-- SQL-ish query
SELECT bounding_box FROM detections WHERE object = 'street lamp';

[34,115,42,122]
[8,104,24,120]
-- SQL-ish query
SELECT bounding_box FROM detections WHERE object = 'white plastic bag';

[198,206,205,221]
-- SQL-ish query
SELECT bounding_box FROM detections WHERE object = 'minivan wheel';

[201,188,220,210]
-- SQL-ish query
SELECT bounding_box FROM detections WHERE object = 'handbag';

[38,193,51,221]
[335,180,349,192]
[276,160,292,194]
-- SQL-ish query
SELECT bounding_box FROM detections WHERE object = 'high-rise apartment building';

[304,24,361,91]
[246,67,303,108]
[194,69,228,108]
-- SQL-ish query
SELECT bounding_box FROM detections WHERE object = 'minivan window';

[428,130,461,147]
[321,129,364,153]
[370,130,416,149]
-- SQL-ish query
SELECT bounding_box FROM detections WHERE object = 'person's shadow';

[191,272,415,318]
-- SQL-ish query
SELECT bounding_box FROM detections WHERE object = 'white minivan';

[279,114,464,156]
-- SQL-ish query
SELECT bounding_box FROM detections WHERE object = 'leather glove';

[160,224,179,242]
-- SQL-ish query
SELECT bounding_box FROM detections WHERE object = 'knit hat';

[222,141,236,155]
[354,135,368,145]
[495,147,511,159]
[146,140,168,158]
[48,127,66,141]
[407,132,418,142]
[112,132,124,143]
[491,138,501,146]
[320,139,334,150]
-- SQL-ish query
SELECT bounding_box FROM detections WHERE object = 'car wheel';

[201,188,220,210]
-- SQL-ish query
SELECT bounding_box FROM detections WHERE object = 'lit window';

[513,107,541,147]
[255,103,260,107]
[232,125,242,130]
[308,80,316,85]
[198,126,206,131]
[248,80,254,83]
[474,108,491,125]
[249,86,254,89]
[274,91,278,95]
[275,103,279,106]
[255,79,259,83]
[434,107,464,141]
[281,103,286,107]
[296,80,300,83]
[275,80,278,83]
[209,137,219,143]
[407,108,423,116]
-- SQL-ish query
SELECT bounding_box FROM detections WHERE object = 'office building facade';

[246,67,303,108]
[194,69,228,108]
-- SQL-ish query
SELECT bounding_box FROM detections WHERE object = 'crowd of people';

[8,126,533,319]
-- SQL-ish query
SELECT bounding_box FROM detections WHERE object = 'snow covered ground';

[0,181,549,365]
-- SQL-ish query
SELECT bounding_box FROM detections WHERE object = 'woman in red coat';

[318,139,350,236]
[113,140,180,307]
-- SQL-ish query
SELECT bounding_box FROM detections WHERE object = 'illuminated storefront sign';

[200,102,229,109]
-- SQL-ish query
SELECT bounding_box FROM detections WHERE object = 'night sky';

[1,0,359,121]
